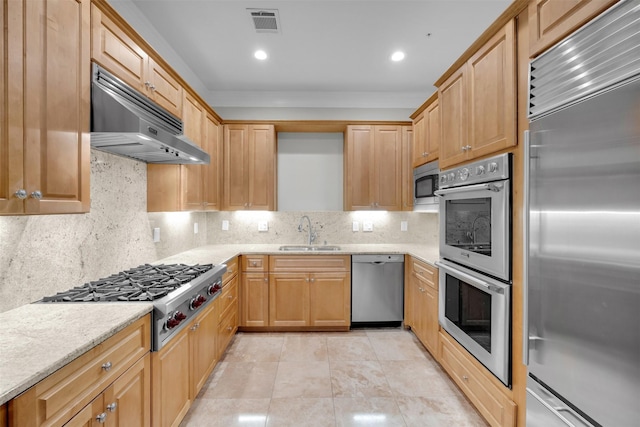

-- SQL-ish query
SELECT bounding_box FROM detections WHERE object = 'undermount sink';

[278,245,342,252]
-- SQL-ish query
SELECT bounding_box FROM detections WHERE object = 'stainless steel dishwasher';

[351,254,404,327]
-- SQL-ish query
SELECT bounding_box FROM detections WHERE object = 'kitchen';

[1,1,638,426]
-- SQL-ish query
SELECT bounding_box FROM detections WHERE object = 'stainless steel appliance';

[351,254,404,327]
[525,2,640,426]
[437,259,511,385]
[413,160,439,211]
[436,153,511,281]
[91,63,209,164]
[40,263,227,351]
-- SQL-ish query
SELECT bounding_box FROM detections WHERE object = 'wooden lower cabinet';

[268,256,351,329]
[241,272,270,327]
[190,302,218,398]
[406,257,439,357]
[64,396,105,427]
[0,404,6,427]
[439,331,516,427]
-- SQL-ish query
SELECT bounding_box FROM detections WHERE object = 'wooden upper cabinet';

[223,124,276,210]
[401,126,413,211]
[439,65,468,169]
[411,95,439,168]
[1,0,90,215]
[345,125,403,211]
[529,0,617,58]
[467,20,516,159]
[439,20,516,170]
[91,3,183,118]
[203,113,222,211]
[181,93,206,211]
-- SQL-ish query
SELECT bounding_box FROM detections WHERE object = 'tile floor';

[180,329,488,427]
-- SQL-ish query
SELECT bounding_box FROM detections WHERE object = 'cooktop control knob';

[488,162,499,173]
[165,311,186,330]
[476,165,486,175]
[460,168,470,181]
[174,311,186,321]
[207,281,222,295]
[440,175,447,184]
[448,172,455,182]
[189,294,207,310]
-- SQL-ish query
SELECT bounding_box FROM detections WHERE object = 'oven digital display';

[444,198,492,256]
[444,274,492,352]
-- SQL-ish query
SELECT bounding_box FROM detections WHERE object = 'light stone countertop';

[0,243,438,407]
[0,303,152,405]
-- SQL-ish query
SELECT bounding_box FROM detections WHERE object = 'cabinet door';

[401,126,414,211]
[247,124,275,210]
[104,353,151,427]
[91,4,148,93]
[190,303,218,398]
[439,65,468,169]
[24,0,90,214]
[411,113,427,168]
[309,272,350,327]
[529,0,616,58]
[269,273,309,327]
[467,20,516,159]
[151,327,191,427]
[0,0,24,214]
[373,125,402,210]
[203,113,222,210]
[411,273,425,343]
[64,395,104,427]
[345,125,374,210]
[423,285,439,358]
[148,58,182,118]
[425,99,440,162]
[181,93,205,211]
[223,124,249,210]
[241,272,269,327]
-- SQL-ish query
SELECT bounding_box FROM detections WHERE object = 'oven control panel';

[439,153,511,188]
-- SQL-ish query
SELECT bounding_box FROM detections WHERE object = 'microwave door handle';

[434,182,504,197]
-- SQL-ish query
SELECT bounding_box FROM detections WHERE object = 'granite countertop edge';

[1,243,438,406]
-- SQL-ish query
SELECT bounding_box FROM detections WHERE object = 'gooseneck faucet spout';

[298,215,317,245]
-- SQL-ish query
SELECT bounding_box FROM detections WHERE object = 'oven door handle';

[434,182,504,197]
[435,261,505,295]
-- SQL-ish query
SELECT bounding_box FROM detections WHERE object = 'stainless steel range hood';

[90,63,209,165]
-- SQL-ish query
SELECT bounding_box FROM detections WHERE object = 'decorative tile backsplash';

[0,149,438,313]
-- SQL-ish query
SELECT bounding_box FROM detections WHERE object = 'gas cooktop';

[40,263,214,303]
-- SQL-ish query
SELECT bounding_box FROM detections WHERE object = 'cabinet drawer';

[438,331,516,427]
[242,255,268,272]
[411,258,438,290]
[269,255,351,272]
[218,304,238,356]
[222,256,238,284]
[10,315,150,427]
[218,275,238,322]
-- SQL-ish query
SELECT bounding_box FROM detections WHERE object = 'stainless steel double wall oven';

[436,153,512,385]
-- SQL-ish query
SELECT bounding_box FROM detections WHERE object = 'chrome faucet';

[298,215,317,245]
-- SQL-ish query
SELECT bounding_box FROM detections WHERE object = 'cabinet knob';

[228,294,233,299]
[150,84,156,90]
[14,189,27,199]
[305,278,310,282]
[310,277,315,283]
[251,261,257,266]
[423,151,428,157]
[107,402,117,412]
[30,190,43,200]
[462,375,469,382]
[264,278,268,282]
[227,326,232,331]
[101,361,112,371]
[461,146,467,152]
[96,412,107,423]
[144,81,151,87]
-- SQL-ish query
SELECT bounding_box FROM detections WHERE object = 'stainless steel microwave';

[413,161,439,211]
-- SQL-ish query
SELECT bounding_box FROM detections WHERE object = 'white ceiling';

[119,0,511,115]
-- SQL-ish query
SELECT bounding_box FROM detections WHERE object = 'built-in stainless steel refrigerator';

[524,2,640,426]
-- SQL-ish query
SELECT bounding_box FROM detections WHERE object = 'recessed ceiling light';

[391,51,405,62]
[254,50,268,60]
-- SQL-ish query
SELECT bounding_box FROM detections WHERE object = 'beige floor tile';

[272,361,333,398]
[395,396,488,427]
[327,336,377,361]
[333,397,407,427]
[380,360,459,398]
[281,334,328,361]
[180,398,270,427]
[266,398,336,427]
[201,362,278,399]
[330,360,393,398]
[368,331,430,361]
[222,334,284,362]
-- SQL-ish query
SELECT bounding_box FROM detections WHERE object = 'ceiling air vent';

[248,9,281,33]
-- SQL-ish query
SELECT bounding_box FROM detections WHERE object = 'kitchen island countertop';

[0,243,438,407]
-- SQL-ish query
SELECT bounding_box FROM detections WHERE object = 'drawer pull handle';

[96,412,107,423]
[107,402,117,412]
[228,294,233,299]
[101,361,112,372]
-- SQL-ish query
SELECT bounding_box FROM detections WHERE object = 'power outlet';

[352,221,359,232]
[258,221,269,232]
[193,222,199,234]
[153,227,160,242]
[401,221,408,232]
[363,221,374,232]
[222,220,229,231]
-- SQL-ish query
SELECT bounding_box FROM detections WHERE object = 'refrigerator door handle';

[523,129,530,366]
